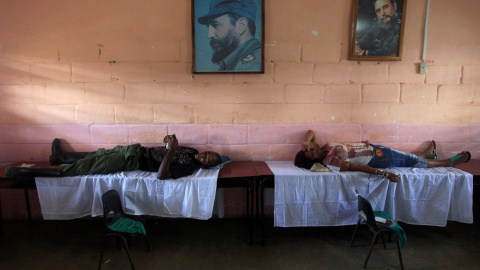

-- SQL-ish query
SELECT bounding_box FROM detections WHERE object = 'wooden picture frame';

[350,0,407,61]
[192,0,265,73]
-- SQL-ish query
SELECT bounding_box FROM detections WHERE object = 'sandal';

[425,140,437,160]
[449,151,471,167]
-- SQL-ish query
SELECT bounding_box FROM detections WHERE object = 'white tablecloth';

[36,168,219,220]
[266,161,473,227]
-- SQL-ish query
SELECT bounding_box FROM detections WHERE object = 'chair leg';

[350,220,361,247]
[127,235,133,247]
[394,233,405,270]
[143,235,151,252]
[380,233,387,250]
[98,237,107,270]
[101,234,137,270]
[362,232,379,269]
[118,236,136,270]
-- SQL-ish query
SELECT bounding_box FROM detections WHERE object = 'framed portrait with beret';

[192,0,265,73]
[350,0,407,61]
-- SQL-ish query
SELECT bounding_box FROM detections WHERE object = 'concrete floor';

[1,218,479,270]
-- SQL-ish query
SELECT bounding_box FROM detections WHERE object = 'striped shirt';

[321,143,374,171]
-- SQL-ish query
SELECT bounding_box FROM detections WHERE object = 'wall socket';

[420,63,428,74]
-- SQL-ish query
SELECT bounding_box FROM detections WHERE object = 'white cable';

[422,0,431,61]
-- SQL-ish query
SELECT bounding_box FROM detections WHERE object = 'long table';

[0,161,262,244]
[256,160,480,246]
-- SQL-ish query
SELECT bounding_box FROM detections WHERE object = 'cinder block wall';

[1,0,479,219]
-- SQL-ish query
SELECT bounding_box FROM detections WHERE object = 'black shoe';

[49,138,63,164]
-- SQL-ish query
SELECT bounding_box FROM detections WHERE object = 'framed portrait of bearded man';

[192,0,265,73]
[350,0,407,61]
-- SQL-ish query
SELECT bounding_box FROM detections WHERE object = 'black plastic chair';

[350,195,404,270]
[98,190,150,270]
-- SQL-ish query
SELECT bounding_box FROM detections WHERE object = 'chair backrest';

[357,195,378,229]
[101,189,125,225]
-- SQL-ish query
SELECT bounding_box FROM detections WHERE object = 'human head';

[294,151,316,170]
[294,146,327,169]
[195,151,222,168]
[198,0,257,64]
[372,0,398,29]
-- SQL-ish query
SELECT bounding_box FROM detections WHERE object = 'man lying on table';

[6,134,222,180]
[294,130,471,183]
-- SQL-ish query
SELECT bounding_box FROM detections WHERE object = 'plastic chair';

[98,190,150,270]
[350,195,404,270]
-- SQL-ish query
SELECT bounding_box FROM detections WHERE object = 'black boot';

[5,166,63,178]
[49,138,89,164]
[49,138,63,164]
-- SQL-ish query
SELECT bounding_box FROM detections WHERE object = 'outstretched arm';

[157,134,178,180]
[302,130,320,151]
[339,160,399,183]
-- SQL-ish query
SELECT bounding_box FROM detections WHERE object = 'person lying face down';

[6,134,222,180]
[294,130,471,183]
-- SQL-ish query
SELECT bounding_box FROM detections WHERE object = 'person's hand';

[163,133,177,143]
[354,41,366,56]
[301,141,312,152]
[164,134,178,151]
[163,134,173,143]
[387,172,399,183]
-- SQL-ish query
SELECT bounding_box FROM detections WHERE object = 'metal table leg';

[24,188,33,226]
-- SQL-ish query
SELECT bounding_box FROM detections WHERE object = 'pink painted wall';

[1,0,480,219]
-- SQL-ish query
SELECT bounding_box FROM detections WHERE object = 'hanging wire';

[366,173,386,211]
[350,171,388,211]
